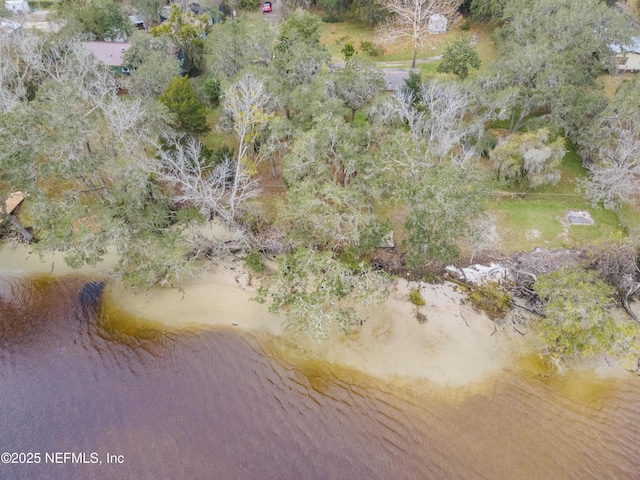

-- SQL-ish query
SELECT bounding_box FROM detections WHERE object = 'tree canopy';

[158,76,210,136]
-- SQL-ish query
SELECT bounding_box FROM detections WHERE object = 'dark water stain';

[0,275,639,480]
[79,281,105,311]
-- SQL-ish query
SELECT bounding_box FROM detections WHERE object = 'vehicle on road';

[262,1,272,13]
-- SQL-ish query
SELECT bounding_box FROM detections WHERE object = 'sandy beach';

[0,238,629,388]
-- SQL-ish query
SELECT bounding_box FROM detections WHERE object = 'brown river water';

[1,274,640,480]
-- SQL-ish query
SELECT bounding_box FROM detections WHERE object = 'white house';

[611,36,640,73]
[4,0,30,14]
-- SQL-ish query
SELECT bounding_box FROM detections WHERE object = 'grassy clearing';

[416,60,441,78]
[617,202,640,236]
[487,146,625,252]
[373,199,408,246]
[201,110,236,152]
[319,21,378,62]
[319,18,499,68]
[597,73,634,99]
[490,198,623,253]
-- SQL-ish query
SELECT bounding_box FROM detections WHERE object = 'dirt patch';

[565,210,595,225]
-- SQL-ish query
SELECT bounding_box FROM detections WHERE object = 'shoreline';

[0,241,630,388]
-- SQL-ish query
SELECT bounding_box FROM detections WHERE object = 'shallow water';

[1,275,639,479]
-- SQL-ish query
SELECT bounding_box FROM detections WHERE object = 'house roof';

[83,41,131,66]
[610,36,640,55]
[0,17,23,37]
[617,51,640,72]
[382,69,412,92]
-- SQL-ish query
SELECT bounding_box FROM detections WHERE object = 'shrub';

[203,78,221,107]
[244,251,265,273]
[461,18,471,31]
[467,282,511,318]
[341,41,355,61]
[403,70,422,100]
[237,0,260,9]
[360,41,383,57]
[409,288,426,306]
[175,207,205,225]
[477,132,497,157]
[490,129,565,188]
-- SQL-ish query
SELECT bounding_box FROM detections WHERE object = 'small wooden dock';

[3,192,25,215]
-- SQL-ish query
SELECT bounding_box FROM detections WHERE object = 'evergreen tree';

[158,76,210,136]
[437,35,481,79]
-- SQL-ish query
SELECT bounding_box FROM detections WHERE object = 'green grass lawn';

[201,110,237,152]
[617,202,640,236]
[490,198,624,253]
[319,21,378,62]
[319,17,498,70]
[487,145,626,252]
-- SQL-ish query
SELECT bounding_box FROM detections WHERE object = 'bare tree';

[581,115,640,210]
[99,95,153,151]
[376,0,462,68]
[385,80,481,167]
[588,239,640,324]
[151,133,260,224]
[220,74,273,219]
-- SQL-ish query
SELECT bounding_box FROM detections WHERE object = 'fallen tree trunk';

[1,197,34,243]
[622,285,640,325]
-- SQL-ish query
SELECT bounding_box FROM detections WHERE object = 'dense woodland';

[1,0,640,371]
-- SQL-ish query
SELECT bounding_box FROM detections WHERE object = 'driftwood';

[622,285,640,325]
[1,195,33,243]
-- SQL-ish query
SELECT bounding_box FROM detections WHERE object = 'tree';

[206,18,276,78]
[329,56,385,126]
[490,129,565,188]
[255,247,389,339]
[0,38,201,287]
[277,180,379,250]
[219,74,273,221]
[581,118,640,210]
[437,35,480,79]
[131,0,165,29]
[317,0,351,20]
[497,0,632,77]
[480,0,632,134]
[384,79,483,166]
[468,0,506,22]
[124,33,181,99]
[272,9,329,120]
[151,5,208,76]
[402,163,487,266]
[55,0,131,40]
[158,76,210,135]
[130,51,182,99]
[150,133,256,224]
[203,78,221,107]
[376,0,462,68]
[534,266,619,372]
[363,131,488,266]
[283,113,371,186]
[588,239,640,324]
[479,43,565,134]
[350,0,389,26]
[578,77,640,210]
[0,35,30,113]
